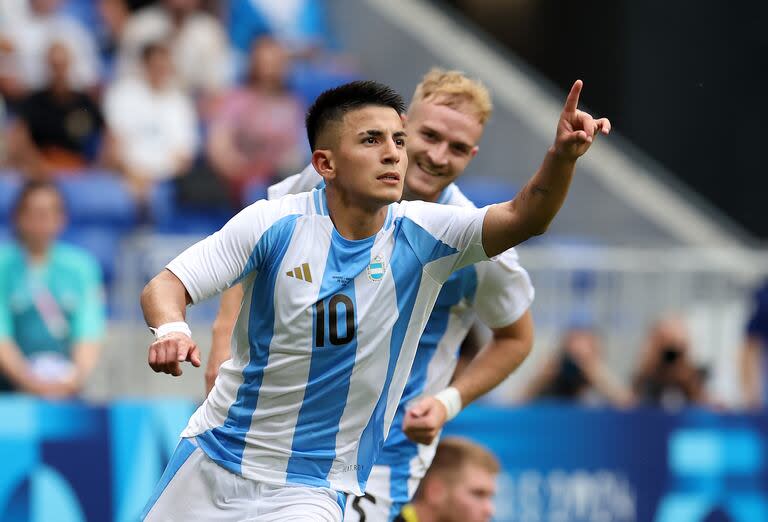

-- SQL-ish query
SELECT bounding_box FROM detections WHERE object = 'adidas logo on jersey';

[286,263,313,282]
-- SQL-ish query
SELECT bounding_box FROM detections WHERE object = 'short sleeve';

[166,200,295,303]
[473,248,535,329]
[401,200,489,283]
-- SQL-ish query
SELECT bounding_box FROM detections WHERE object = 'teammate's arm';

[481,80,610,257]
[403,311,534,445]
[141,269,201,377]
[205,284,243,395]
[452,322,486,378]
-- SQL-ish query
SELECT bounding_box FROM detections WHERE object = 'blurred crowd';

[0,1,766,418]
[0,0,354,217]
[521,315,716,411]
[0,0,354,399]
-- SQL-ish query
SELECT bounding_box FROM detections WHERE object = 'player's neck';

[325,190,388,240]
[402,185,440,203]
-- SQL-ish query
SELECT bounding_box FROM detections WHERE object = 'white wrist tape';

[150,321,192,339]
[434,386,462,421]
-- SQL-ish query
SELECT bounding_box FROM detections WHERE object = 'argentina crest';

[367,255,386,282]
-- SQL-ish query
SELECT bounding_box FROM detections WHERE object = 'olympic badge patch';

[367,255,386,282]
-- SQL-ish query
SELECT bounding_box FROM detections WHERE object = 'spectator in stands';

[633,315,709,410]
[7,41,106,179]
[0,181,105,397]
[0,0,101,105]
[104,41,197,202]
[117,0,231,96]
[520,324,634,407]
[206,36,305,202]
[740,280,768,409]
[395,437,499,522]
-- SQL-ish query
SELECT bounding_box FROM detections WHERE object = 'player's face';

[15,188,65,249]
[329,106,407,208]
[404,100,482,202]
[440,466,497,522]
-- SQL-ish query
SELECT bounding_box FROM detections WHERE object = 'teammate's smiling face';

[320,105,408,209]
[404,99,483,202]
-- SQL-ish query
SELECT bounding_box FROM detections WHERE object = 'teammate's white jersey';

[168,186,489,496]
[270,167,534,517]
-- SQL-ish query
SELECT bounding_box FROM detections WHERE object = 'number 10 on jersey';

[314,294,356,347]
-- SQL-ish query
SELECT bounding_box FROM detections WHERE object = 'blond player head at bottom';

[396,437,500,522]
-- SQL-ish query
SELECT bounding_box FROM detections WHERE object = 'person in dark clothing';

[7,41,105,179]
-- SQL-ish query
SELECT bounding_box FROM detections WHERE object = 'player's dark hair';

[305,80,406,150]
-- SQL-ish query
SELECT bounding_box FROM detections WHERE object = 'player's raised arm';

[482,80,611,257]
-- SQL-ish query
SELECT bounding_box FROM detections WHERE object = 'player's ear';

[470,145,479,159]
[312,150,335,181]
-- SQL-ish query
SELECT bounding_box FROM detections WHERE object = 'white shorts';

[142,438,347,521]
[343,465,420,522]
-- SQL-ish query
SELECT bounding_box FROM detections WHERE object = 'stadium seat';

[288,62,360,108]
[60,0,103,31]
[0,171,21,225]
[56,171,138,229]
[150,181,235,235]
[242,179,271,206]
[60,225,122,286]
[455,175,517,208]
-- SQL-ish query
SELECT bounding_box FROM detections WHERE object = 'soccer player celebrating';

[140,79,609,521]
[209,69,537,522]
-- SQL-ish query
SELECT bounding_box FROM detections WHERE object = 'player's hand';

[553,80,611,161]
[403,396,448,445]
[148,331,201,376]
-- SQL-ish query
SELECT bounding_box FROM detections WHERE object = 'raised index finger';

[563,80,583,114]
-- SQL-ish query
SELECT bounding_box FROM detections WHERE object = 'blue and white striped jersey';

[168,186,489,496]
[269,167,534,510]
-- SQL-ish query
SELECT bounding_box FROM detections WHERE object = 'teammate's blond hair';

[412,68,493,124]
[413,437,499,499]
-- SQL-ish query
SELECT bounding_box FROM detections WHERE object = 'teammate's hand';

[148,331,201,376]
[553,80,611,161]
[402,396,448,445]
